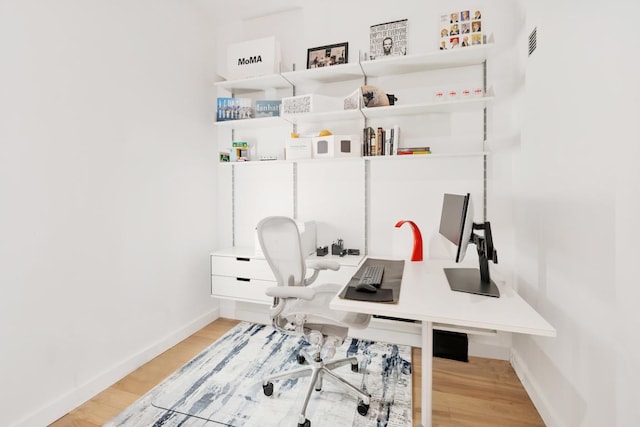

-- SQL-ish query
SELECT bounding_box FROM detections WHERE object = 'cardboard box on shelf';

[285,137,313,160]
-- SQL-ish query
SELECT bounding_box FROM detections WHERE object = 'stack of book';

[362,125,400,156]
[397,146,431,155]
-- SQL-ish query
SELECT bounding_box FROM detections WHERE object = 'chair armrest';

[306,260,340,271]
[304,260,340,286]
[266,286,316,301]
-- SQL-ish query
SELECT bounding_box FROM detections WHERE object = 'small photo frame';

[307,42,348,69]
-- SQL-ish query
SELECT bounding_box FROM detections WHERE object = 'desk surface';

[331,258,556,337]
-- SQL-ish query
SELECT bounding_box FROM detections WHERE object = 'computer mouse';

[355,283,378,293]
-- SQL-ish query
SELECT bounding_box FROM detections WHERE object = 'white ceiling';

[198,0,303,22]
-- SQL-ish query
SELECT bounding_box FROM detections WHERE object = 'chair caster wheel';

[263,382,274,396]
[351,362,358,372]
[298,419,310,427]
[357,400,370,416]
[297,355,306,364]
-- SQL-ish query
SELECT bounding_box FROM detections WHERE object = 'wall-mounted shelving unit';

[212,42,493,302]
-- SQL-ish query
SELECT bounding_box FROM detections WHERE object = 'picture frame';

[369,19,408,60]
[306,42,348,69]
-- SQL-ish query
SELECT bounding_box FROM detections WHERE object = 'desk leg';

[420,321,433,427]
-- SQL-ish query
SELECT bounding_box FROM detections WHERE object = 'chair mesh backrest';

[257,217,306,287]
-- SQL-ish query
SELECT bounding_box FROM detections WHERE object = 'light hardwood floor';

[50,318,544,426]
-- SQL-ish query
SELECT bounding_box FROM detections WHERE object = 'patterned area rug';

[105,322,412,427]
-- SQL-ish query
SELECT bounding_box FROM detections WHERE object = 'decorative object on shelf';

[439,9,482,50]
[369,19,408,60]
[433,87,484,101]
[312,134,361,158]
[255,100,281,118]
[394,220,423,262]
[316,246,329,256]
[281,93,342,115]
[216,97,253,121]
[226,36,281,79]
[361,85,390,108]
[231,141,249,162]
[306,42,349,69]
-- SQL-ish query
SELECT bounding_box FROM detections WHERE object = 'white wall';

[513,1,640,426]
[0,1,219,425]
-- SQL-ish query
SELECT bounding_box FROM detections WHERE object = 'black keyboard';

[358,264,385,288]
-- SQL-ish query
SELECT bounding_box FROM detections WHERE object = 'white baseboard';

[510,347,560,427]
[16,307,220,427]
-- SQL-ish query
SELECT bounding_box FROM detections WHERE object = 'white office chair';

[256,216,371,427]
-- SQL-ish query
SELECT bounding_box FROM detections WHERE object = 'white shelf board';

[360,43,493,77]
[281,108,363,125]
[281,62,363,86]
[213,44,492,93]
[213,116,287,129]
[214,73,292,93]
[362,96,493,118]
[365,151,488,160]
[220,153,487,167]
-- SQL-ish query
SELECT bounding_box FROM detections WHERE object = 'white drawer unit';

[210,247,364,305]
[210,247,275,305]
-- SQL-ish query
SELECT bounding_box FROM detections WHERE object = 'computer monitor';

[438,193,500,297]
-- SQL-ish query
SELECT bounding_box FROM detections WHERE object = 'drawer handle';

[236,277,250,282]
[236,257,251,262]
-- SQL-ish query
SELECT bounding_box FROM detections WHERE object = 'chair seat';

[281,284,371,332]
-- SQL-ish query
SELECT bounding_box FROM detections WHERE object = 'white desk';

[330,258,556,427]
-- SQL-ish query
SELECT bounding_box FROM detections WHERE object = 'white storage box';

[281,94,342,115]
[343,87,362,110]
[227,36,281,80]
[312,135,361,158]
[285,137,313,160]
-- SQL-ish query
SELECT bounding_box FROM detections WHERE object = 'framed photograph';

[306,42,348,69]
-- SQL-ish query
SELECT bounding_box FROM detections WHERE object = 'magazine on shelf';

[369,19,408,60]
[438,9,483,50]
[216,97,253,121]
[255,100,281,118]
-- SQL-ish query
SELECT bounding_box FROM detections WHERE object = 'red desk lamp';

[395,220,423,262]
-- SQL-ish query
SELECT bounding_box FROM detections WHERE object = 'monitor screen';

[439,193,473,262]
[438,192,500,298]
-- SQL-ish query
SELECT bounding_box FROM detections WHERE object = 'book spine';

[392,125,400,155]
[362,127,369,156]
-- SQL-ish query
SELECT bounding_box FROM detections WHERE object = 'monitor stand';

[444,268,500,298]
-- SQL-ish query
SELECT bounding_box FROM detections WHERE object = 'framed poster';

[369,19,408,60]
